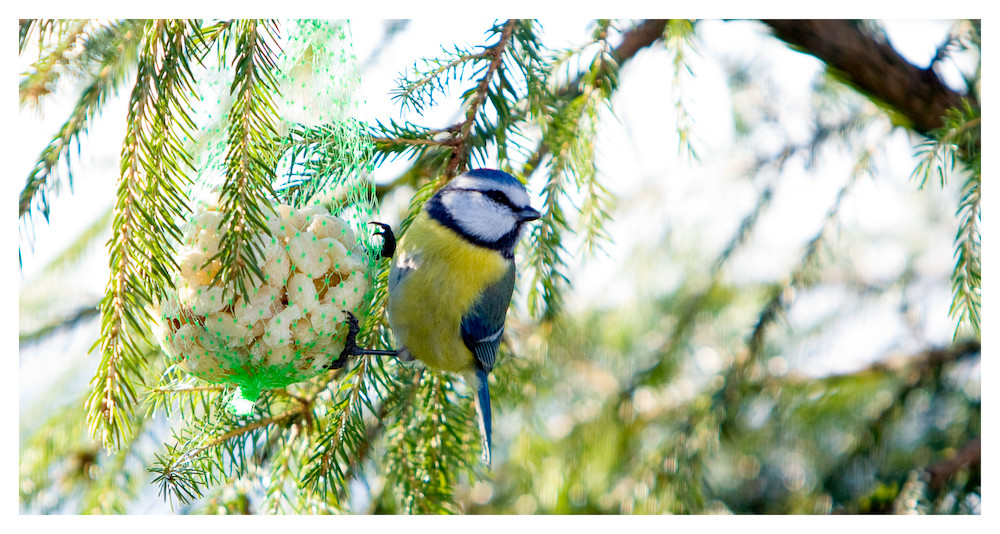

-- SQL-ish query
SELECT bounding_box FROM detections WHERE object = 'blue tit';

[385,168,540,467]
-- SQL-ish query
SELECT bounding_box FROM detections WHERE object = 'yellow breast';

[387,211,509,373]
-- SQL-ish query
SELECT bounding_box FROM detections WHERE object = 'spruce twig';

[87,19,201,450]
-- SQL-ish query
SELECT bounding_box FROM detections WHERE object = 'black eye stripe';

[484,190,510,205]
[449,187,515,208]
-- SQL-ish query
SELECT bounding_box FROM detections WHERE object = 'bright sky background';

[13,18,973,279]
[12,11,988,519]
[15,16,971,398]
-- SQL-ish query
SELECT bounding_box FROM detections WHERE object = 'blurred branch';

[18,19,90,107]
[360,20,410,71]
[925,437,980,490]
[761,20,974,137]
[890,340,979,375]
[819,340,979,505]
[824,341,978,440]
[19,303,100,346]
[720,167,863,432]
[792,340,980,385]
[615,20,671,69]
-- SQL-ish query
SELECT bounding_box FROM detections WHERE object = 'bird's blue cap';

[464,168,524,187]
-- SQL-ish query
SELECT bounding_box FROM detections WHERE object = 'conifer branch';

[386,21,523,176]
[375,368,421,511]
[88,19,157,451]
[524,162,569,322]
[374,136,458,147]
[393,50,491,113]
[150,384,226,394]
[301,353,380,502]
[910,102,980,339]
[143,379,226,420]
[574,22,616,256]
[520,20,672,321]
[525,20,620,320]
[19,19,88,57]
[410,374,466,513]
[187,407,301,456]
[18,19,90,107]
[19,20,143,242]
[372,137,457,151]
[380,371,473,514]
[215,19,282,301]
[18,19,43,54]
[261,426,305,513]
[87,19,201,450]
[666,20,700,160]
[444,19,518,179]
[151,392,307,509]
[951,171,980,339]
[522,20,668,174]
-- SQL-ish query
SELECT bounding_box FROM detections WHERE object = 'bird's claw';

[326,311,362,370]
[369,221,396,259]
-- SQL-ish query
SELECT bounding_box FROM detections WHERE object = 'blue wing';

[461,262,516,467]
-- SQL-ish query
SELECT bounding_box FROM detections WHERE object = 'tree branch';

[374,20,669,189]
[761,20,974,137]
[614,20,670,69]
[19,303,100,346]
[925,437,980,490]
[816,340,979,503]
[780,340,981,387]
[444,19,518,179]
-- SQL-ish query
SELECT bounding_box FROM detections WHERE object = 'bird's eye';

[483,190,508,205]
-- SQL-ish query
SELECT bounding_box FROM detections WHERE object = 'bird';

[334,168,540,467]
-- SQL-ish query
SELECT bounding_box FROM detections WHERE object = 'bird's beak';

[517,206,542,222]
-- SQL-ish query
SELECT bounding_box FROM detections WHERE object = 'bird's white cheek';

[443,193,516,242]
[460,213,516,242]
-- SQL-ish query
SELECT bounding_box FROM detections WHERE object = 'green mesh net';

[152,20,377,415]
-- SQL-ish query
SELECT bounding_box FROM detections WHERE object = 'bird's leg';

[326,223,397,371]
[326,311,399,370]
[326,311,362,370]
[369,222,396,259]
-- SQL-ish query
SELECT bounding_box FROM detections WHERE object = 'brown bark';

[926,437,981,489]
[614,20,669,65]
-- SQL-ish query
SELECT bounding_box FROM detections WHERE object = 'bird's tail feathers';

[473,367,493,468]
